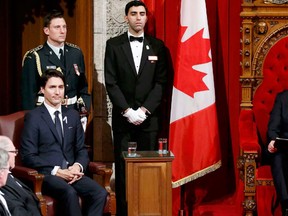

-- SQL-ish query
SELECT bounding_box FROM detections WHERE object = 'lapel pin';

[146,45,150,50]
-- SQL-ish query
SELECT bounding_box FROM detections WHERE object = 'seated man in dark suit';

[0,148,12,216]
[20,69,107,216]
[0,136,42,216]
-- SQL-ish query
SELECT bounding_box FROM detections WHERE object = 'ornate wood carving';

[239,1,288,215]
[243,199,257,212]
[240,0,288,109]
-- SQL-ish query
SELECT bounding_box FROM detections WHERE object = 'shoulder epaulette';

[21,45,43,66]
[28,45,43,53]
[65,42,80,50]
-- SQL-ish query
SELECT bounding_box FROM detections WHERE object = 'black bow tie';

[129,36,143,43]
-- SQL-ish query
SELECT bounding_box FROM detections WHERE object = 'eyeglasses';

[0,167,9,172]
[8,149,18,155]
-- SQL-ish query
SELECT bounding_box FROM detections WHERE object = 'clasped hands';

[123,107,147,125]
[56,164,84,184]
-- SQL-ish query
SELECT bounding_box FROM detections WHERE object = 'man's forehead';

[47,77,64,85]
[129,6,146,13]
[49,17,66,26]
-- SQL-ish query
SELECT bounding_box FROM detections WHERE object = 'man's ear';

[43,27,49,36]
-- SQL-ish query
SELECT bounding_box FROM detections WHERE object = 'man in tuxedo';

[0,148,11,216]
[21,10,90,128]
[0,136,42,216]
[20,69,107,216]
[104,1,168,215]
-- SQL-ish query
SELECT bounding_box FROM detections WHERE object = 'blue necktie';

[54,111,67,168]
[54,111,63,144]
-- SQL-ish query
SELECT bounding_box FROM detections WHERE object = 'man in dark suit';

[0,148,11,216]
[21,10,90,115]
[267,90,288,216]
[20,69,107,216]
[0,136,42,216]
[104,1,168,215]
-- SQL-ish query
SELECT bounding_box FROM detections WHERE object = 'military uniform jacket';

[21,42,91,110]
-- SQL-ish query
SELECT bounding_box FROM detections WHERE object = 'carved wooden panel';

[240,0,288,109]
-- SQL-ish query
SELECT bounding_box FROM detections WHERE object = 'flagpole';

[178,184,186,216]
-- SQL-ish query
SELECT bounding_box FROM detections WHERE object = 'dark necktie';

[54,111,63,144]
[59,49,65,65]
[129,36,143,43]
[55,111,67,168]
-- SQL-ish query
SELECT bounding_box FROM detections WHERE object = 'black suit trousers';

[42,175,107,216]
[269,151,288,202]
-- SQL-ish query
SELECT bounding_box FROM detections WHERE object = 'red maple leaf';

[174,26,211,98]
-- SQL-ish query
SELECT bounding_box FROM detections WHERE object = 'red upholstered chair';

[0,111,116,216]
[238,37,288,216]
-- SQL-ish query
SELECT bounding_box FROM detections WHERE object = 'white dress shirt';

[128,32,144,74]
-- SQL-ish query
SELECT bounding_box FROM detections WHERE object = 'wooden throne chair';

[238,0,288,216]
[0,111,116,216]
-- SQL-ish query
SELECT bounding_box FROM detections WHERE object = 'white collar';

[44,101,62,117]
[47,41,64,55]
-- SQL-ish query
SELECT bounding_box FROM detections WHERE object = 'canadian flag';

[169,0,221,188]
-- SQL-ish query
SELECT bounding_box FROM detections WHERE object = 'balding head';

[0,136,13,151]
[0,136,16,169]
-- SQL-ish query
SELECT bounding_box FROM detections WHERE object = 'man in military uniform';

[21,10,91,117]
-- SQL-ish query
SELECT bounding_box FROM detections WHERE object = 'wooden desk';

[123,151,174,216]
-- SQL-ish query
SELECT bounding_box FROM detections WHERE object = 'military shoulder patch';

[65,42,80,50]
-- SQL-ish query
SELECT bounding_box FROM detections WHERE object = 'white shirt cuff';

[51,166,60,175]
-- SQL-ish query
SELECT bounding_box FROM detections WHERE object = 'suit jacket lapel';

[43,43,63,68]
[121,34,138,76]
[63,45,72,75]
[62,107,69,150]
[40,105,63,145]
[138,37,155,76]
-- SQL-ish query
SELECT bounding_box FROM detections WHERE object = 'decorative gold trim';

[171,160,222,188]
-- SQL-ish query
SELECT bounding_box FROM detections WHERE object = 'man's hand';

[56,167,84,184]
[136,108,147,120]
[268,140,277,153]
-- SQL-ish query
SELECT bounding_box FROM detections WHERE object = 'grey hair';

[0,148,9,169]
[0,136,12,151]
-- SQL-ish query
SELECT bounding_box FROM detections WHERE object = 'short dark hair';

[125,0,148,16]
[40,69,65,88]
[43,10,64,27]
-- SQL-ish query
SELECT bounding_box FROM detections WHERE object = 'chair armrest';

[239,109,261,153]
[88,162,113,191]
[88,162,116,215]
